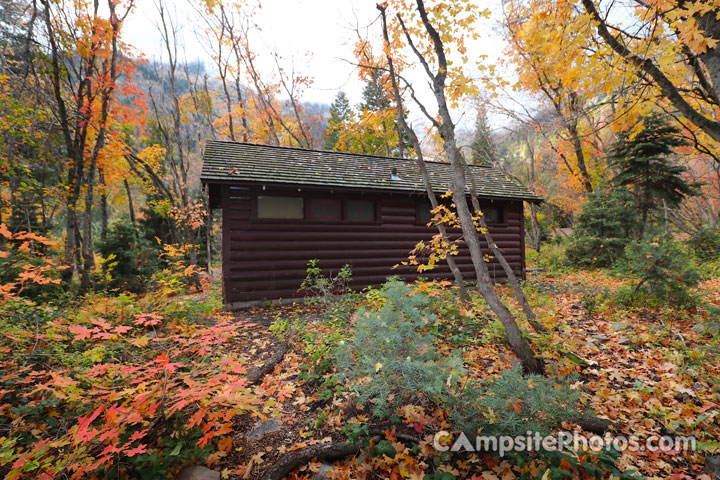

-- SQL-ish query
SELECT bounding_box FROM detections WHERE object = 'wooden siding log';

[218,185,527,303]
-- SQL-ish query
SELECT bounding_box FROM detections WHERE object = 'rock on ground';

[707,455,720,479]
[312,462,334,480]
[246,418,283,442]
[178,465,221,480]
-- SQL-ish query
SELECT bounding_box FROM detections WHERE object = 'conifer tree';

[567,186,639,267]
[324,91,352,151]
[609,116,700,235]
[470,103,495,166]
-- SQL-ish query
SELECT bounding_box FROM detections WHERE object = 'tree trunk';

[567,119,593,193]
[403,0,545,374]
[377,4,468,302]
[529,202,541,252]
[63,186,81,285]
[124,178,136,227]
[464,164,547,334]
[450,163,545,373]
[525,136,542,252]
[99,169,108,246]
[80,153,97,292]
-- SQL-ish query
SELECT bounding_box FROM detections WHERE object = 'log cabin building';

[201,140,542,307]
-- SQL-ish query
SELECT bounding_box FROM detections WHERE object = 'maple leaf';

[73,405,104,443]
[129,428,149,442]
[0,223,11,239]
[68,325,93,340]
[124,444,148,457]
[218,435,233,453]
[113,325,132,335]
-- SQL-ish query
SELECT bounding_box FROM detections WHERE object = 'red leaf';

[124,444,148,457]
[68,325,93,340]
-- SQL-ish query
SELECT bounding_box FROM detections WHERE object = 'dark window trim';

[343,199,378,224]
[415,200,433,226]
[250,192,381,225]
[307,198,343,222]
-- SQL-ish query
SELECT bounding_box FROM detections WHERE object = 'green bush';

[96,218,160,293]
[448,366,579,437]
[566,186,638,267]
[527,239,569,271]
[336,280,464,419]
[688,227,720,262]
[299,259,353,304]
[616,238,700,307]
[336,280,579,439]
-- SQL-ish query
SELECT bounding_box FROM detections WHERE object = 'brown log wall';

[220,184,526,303]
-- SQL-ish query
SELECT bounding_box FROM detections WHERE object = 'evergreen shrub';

[335,280,464,419]
[566,186,638,267]
[96,218,160,292]
[615,237,700,307]
[688,227,720,262]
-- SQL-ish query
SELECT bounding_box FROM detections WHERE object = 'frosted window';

[257,196,304,219]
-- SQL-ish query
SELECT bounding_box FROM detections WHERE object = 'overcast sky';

[122,0,511,130]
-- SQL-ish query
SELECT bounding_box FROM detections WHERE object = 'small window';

[257,196,304,219]
[309,198,342,221]
[416,201,433,226]
[345,199,375,222]
[482,207,502,223]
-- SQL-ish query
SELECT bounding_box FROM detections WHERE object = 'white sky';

[122,0,512,130]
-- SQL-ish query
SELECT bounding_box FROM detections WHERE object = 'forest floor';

[2,269,719,480]
[204,270,720,480]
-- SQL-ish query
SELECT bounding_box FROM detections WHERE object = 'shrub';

[335,280,464,419]
[616,238,700,307]
[527,239,569,271]
[0,225,63,302]
[96,218,160,292]
[448,366,580,438]
[566,186,638,267]
[688,227,720,262]
[299,259,353,304]
[336,280,580,434]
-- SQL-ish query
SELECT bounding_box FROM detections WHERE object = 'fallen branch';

[260,437,380,480]
[573,415,619,434]
[369,429,422,444]
[246,343,289,385]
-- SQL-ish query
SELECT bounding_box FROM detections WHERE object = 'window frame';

[414,197,506,227]
[250,190,380,225]
[481,206,504,224]
[343,199,377,224]
[307,198,343,222]
[255,195,305,220]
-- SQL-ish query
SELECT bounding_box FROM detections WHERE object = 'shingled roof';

[201,140,542,202]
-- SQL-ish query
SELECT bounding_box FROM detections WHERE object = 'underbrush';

[281,279,640,479]
[0,284,256,479]
[525,239,570,272]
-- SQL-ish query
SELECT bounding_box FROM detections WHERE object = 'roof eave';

[199,176,543,203]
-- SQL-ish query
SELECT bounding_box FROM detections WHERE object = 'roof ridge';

[205,139,494,169]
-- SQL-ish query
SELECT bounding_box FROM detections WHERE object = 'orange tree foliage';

[0,224,60,306]
[498,0,720,225]
[0,252,259,479]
